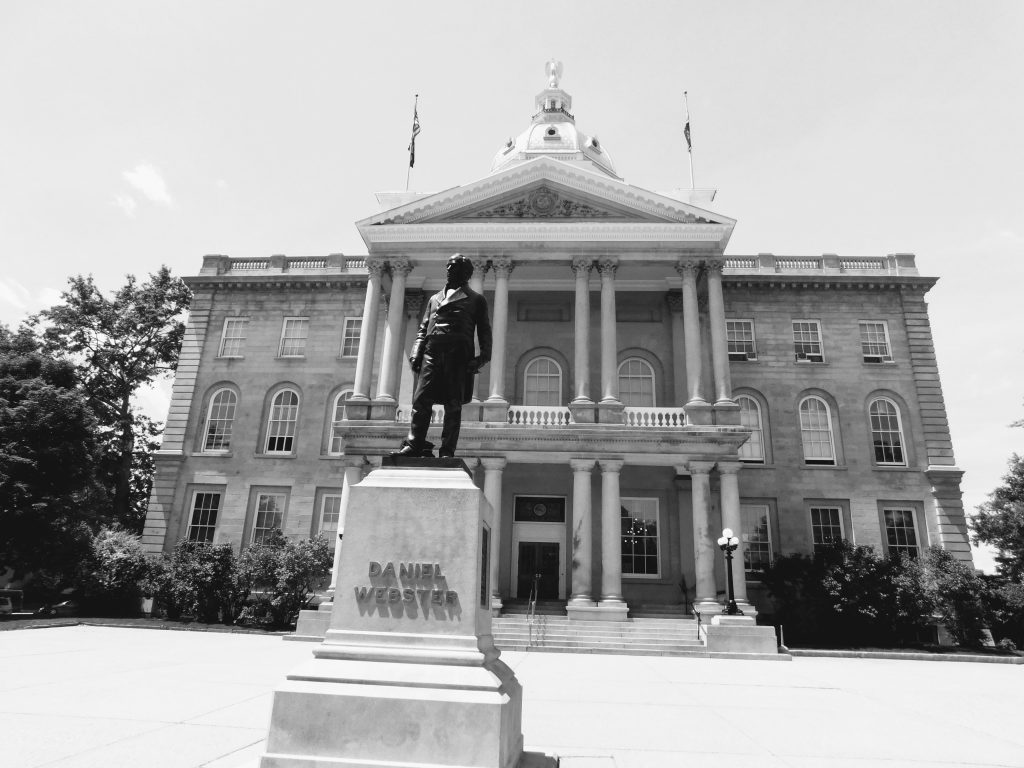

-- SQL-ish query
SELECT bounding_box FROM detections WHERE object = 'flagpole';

[684,91,694,189]
[406,94,419,191]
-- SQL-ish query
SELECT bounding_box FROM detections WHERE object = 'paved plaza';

[1,625,1021,767]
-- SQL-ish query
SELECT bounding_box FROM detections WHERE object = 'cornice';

[357,157,736,231]
[723,274,938,291]
[184,274,368,291]
[361,221,732,244]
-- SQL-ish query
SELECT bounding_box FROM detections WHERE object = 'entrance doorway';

[516,542,560,600]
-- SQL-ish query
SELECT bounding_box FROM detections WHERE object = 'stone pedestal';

[705,614,787,659]
[567,402,597,424]
[596,402,625,424]
[482,399,510,423]
[260,462,524,768]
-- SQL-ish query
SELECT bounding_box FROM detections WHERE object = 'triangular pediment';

[357,157,733,230]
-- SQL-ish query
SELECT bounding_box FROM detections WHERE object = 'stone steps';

[491,615,707,656]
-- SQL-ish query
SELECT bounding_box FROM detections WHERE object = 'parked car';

[0,596,13,618]
[36,600,80,617]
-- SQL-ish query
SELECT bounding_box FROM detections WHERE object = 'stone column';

[484,258,513,419]
[397,292,424,410]
[376,258,412,402]
[705,261,734,406]
[688,460,719,612]
[571,258,593,403]
[568,459,596,609]
[716,460,750,609]
[481,456,507,614]
[350,258,385,404]
[328,457,368,597]
[676,262,705,406]
[469,257,489,403]
[666,293,687,406]
[597,258,620,405]
[597,458,628,619]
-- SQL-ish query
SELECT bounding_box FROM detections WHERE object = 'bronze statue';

[394,254,492,458]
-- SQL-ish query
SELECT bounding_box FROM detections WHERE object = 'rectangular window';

[620,497,660,577]
[726,319,757,361]
[341,317,361,357]
[810,506,844,553]
[792,320,824,362]
[279,317,309,357]
[253,493,286,543]
[319,494,342,538]
[859,321,893,363]
[218,317,248,358]
[741,504,773,574]
[883,507,919,559]
[187,492,221,544]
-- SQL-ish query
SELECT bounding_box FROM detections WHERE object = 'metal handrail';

[526,572,541,646]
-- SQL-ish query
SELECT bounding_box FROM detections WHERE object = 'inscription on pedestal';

[354,560,459,608]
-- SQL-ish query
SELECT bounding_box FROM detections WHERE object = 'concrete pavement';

[0,625,1021,767]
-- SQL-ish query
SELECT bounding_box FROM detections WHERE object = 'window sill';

[862,360,897,365]
[336,355,358,361]
[216,356,244,360]
[801,464,848,471]
[871,464,919,472]
[255,452,297,459]
[276,355,306,360]
[198,451,233,458]
[738,461,774,469]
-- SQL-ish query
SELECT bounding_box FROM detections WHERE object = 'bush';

[762,541,936,647]
[235,531,331,628]
[80,527,150,615]
[924,547,992,647]
[153,540,238,623]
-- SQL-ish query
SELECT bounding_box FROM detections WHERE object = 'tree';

[971,454,1024,582]
[80,527,150,614]
[0,325,105,581]
[35,268,191,530]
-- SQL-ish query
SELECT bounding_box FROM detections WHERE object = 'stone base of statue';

[259,460,524,768]
[705,614,791,660]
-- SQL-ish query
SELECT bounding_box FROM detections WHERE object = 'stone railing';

[507,405,573,427]
[722,253,917,276]
[287,257,328,270]
[230,259,269,271]
[623,407,687,428]
[200,254,369,276]
[395,405,444,424]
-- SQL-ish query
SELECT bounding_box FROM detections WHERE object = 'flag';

[683,91,692,153]
[407,96,421,168]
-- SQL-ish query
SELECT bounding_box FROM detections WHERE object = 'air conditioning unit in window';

[807,354,824,363]
[728,352,747,362]
[864,355,882,363]
[795,351,808,361]
[746,351,758,360]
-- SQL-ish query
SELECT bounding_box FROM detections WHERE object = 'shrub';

[924,547,992,647]
[80,527,150,615]
[153,540,238,623]
[235,531,331,628]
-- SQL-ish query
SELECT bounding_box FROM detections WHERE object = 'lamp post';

[717,528,743,616]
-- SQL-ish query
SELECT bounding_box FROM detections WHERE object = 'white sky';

[2,2,1021,570]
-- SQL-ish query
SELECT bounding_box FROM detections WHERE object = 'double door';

[515,542,559,600]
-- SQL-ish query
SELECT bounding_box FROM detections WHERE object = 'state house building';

[142,66,972,620]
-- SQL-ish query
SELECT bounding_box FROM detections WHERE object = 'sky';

[1,1,1022,570]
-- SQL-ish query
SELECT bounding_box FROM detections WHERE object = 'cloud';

[123,163,174,207]
[0,278,63,326]
[113,194,138,217]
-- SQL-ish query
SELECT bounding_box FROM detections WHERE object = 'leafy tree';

[35,268,191,530]
[80,527,150,614]
[0,325,105,581]
[236,531,332,627]
[152,539,239,623]
[971,454,1024,582]
[924,547,991,647]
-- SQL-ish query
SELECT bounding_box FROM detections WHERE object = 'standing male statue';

[394,254,492,458]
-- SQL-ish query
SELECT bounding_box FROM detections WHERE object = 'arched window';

[265,389,299,454]
[869,398,906,465]
[203,389,237,452]
[798,396,835,465]
[523,357,562,406]
[328,390,353,454]
[736,395,764,463]
[617,358,655,407]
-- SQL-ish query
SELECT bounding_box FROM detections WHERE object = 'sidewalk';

[1,625,1021,767]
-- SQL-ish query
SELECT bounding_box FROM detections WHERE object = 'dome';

[490,61,620,180]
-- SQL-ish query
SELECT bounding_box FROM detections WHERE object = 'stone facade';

[142,71,971,620]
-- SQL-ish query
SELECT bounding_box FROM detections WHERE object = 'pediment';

[357,157,733,230]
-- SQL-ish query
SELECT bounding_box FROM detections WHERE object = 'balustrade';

[622,406,687,428]
[506,405,573,427]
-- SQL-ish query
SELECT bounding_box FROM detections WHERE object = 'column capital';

[571,257,594,275]
[716,460,742,475]
[596,257,618,277]
[666,292,684,313]
[687,460,716,475]
[366,257,386,279]
[388,257,413,277]
[597,457,624,473]
[569,458,596,472]
[403,290,425,317]
[469,256,489,275]
[703,259,724,277]
[675,260,700,280]
[490,257,515,277]
[480,456,507,471]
